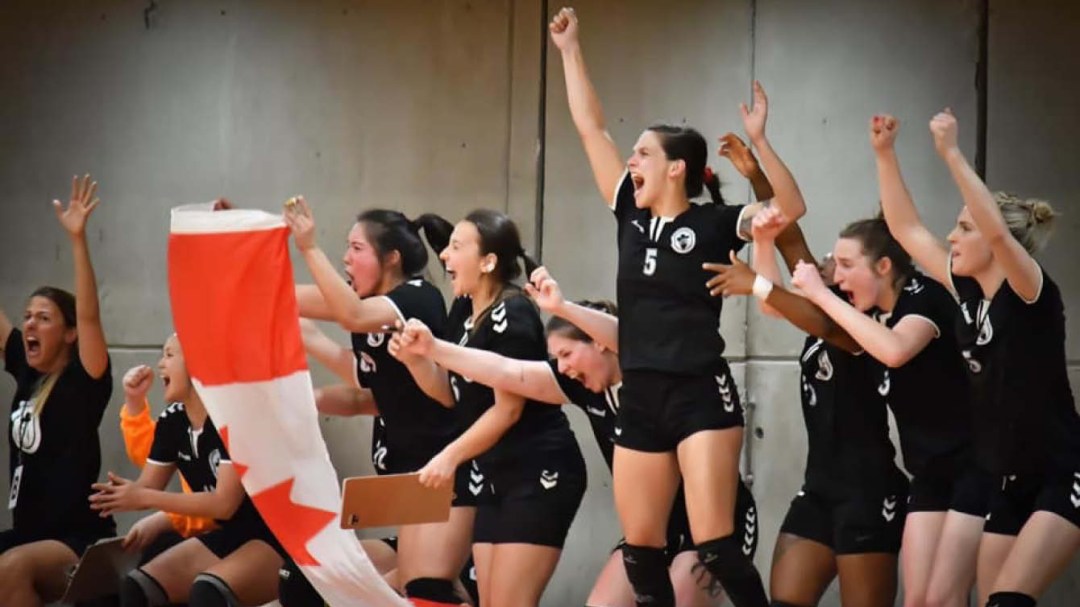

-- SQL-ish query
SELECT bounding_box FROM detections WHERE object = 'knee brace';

[404,577,462,606]
[189,572,241,607]
[985,592,1036,607]
[621,544,675,607]
[120,568,169,607]
[695,535,768,607]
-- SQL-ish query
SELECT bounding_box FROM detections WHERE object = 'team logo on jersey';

[10,400,42,455]
[208,448,223,479]
[670,227,696,254]
[716,374,735,412]
[881,495,898,522]
[540,470,559,490]
[630,219,645,234]
[491,303,508,334]
[366,332,386,348]
[585,405,607,418]
[976,315,993,346]
[359,351,377,374]
[815,350,833,381]
[742,506,757,556]
[878,370,891,396]
[904,277,924,294]
[1071,472,1080,509]
[407,279,423,287]
[962,350,982,374]
[372,443,388,472]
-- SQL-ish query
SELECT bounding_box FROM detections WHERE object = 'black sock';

[986,591,1036,607]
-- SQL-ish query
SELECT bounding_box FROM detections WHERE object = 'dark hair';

[464,209,539,284]
[838,215,915,290]
[355,209,454,276]
[646,124,722,204]
[546,300,618,343]
[29,286,77,328]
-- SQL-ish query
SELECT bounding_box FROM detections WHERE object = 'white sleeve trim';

[903,314,942,339]
[946,256,958,296]
[610,171,630,211]
[375,294,407,324]
[734,204,753,242]
[1018,264,1045,305]
[145,458,172,467]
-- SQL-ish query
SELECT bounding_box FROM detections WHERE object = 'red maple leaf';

[217,425,249,479]
[251,477,336,566]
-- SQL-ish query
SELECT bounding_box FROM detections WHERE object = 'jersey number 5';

[643,248,657,276]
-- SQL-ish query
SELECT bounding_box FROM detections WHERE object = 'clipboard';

[340,472,452,529]
[61,537,141,603]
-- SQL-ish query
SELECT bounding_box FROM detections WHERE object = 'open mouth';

[25,336,40,356]
[841,290,856,305]
[160,373,171,389]
[630,173,645,195]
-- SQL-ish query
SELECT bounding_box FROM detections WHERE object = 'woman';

[872,111,1080,607]
[708,182,909,607]
[0,175,116,607]
[550,8,804,606]
[90,335,284,607]
[390,209,587,607]
[283,201,475,606]
[395,266,759,607]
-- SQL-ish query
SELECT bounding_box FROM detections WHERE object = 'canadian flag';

[168,204,408,607]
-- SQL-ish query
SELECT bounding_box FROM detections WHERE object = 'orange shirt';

[120,402,217,537]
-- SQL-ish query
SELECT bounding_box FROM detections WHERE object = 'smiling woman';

[0,175,117,606]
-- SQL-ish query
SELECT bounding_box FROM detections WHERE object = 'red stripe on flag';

[168,227,306,385]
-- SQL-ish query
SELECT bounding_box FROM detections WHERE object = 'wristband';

[752,274,774,300]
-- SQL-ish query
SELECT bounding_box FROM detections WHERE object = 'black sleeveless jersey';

[351,279,458,447]
[611,171,748,374]
[951,264,1080,473]
[871,273,971,476]
[445,293,577,467]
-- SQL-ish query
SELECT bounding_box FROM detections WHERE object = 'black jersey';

[951,265,1080,474]
[799,335,902,497]
[351,279,457,447]
[147,403,261,525]
[871,273,971,476]
[548,359,620,470]
[5,329,115,538]
[611,171,749,374]
[446,293,576,467]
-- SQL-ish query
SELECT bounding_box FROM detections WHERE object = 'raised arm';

[119,365,156,467]
[425,338,567,405]
[930,110,1041,300]
[526,266,619,353]
[735,82,807,235]
[871,115,952,287]
[792,262,934,367]
[417,389,525,489]
[284,197,402,333]
[299,318,359,386]
[0,308,11,357]
[718,133,774,202]
[389,320,454,407]
[550,7,625,204]
[53,175,108,379]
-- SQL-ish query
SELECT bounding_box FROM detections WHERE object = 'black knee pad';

[985,592,1036,607]
[404,577,460,605]
[770,602,809,607]
[120,569,169,607]
[695,535,768,607]
[621,544,674,607]
[189,572,241,607]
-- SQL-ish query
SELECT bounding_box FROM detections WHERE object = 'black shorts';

[984,467,1080,535]
[0,522,115,559]
[473,446,587,548]
[779,487,907,555]
[197,514,285,560]
[618,363,743,453]
[908,464,994,516]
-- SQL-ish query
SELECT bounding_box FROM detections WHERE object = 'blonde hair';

[31,372,60,416]
[995,192,1057,253]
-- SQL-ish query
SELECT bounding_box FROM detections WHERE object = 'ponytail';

[413,213,454,268]
[702,166,726,205]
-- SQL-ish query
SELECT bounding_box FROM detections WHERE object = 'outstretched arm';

[315,384,378,416]
[299,318,359,386]
[871,115,952,287]
[526,266,619,353]
[54,175,109,379]
[389,321,454,407]
[425,338,567,405]
[930,110,1041,301]
[550,7,625,204]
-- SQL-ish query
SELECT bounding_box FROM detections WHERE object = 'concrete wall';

[1,1,1077,605]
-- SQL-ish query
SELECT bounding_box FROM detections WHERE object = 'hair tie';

[703,166,716,185]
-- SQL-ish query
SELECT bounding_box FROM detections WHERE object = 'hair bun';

[1031,200,1056,225]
